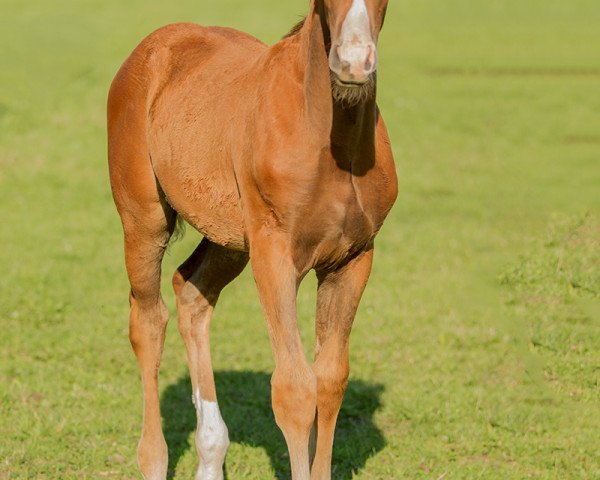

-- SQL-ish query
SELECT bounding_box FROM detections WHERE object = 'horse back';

[109,22,266,121]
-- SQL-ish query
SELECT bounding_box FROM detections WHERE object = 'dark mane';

[283,17,306,39]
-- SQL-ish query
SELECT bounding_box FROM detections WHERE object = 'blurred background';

[1,0,598,478]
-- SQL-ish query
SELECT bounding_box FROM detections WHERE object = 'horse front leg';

[310,248,374,480]
[250,231,317,480]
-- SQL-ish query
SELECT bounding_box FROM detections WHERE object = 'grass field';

[1,0,599,478]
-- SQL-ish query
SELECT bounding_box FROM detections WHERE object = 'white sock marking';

[193,389,229,480]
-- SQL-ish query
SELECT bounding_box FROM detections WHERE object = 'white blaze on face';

[193,389,229,480]
[330,0,377,83]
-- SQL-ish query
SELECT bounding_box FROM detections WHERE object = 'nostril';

[364,45,377,73]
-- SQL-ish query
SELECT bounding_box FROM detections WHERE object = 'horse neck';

[297,5,377,171]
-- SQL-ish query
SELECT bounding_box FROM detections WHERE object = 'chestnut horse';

[107,0,396,478]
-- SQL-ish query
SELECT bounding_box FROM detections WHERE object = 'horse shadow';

[161,371,386,479]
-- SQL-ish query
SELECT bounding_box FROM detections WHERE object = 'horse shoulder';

[243,71,325,224]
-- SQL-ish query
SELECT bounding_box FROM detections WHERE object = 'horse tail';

[169,214,186,247]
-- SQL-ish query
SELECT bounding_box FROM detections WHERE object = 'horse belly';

[177,172,244,250]
[148,89,248,249]
[153,151,246,250]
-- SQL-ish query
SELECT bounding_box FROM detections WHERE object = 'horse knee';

[314,361,349,421]
[316,365,348,396]
[128,294,169,351]
[271,364,317,438]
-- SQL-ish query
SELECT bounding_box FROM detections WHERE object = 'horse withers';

[107,1,397,478]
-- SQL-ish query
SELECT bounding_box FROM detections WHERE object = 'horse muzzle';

[329,41,377,86]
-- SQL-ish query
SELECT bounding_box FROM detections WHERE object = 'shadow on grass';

[161,371,385,479]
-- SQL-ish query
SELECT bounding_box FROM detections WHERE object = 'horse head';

[318,0,389,86]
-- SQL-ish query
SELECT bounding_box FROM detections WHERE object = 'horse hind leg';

[172,238,248,480]
[108,59,181,479]
[111,148,177,478]
[118,193,177,480]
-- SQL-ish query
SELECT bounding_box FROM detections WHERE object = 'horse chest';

[330,197,372,239]
[296,177,383,269]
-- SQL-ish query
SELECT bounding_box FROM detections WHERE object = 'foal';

[107,1,397,479]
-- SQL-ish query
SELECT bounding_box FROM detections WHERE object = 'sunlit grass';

[1,1,599,478]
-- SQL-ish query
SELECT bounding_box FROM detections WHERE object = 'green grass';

[1,0,599,478]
